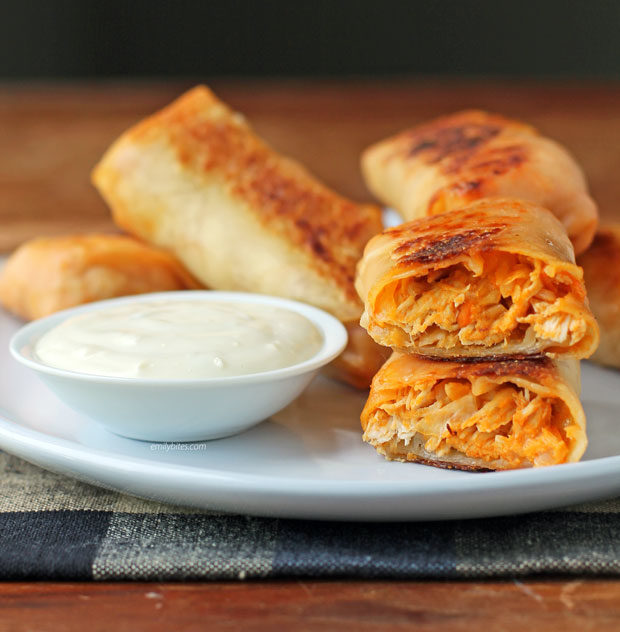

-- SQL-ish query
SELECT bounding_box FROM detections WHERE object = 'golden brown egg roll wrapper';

[578,225,620,369]
[0,234,202,321]
[361,352,586,470]
[323,322,391,389]
[356,199,599,359]
[92,85,382,324]
[362,110,598,255]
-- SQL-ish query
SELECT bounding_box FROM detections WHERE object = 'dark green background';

[2,0,619,79]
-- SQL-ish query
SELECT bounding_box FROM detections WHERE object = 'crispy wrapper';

[356,199,599,359]
[361,110,598,255]
[578,225,620,369]
[0,234,201,321]
[323,322,391,389]
[92,85,382,324]
[361,352,586,470]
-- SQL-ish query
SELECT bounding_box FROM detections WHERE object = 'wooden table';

[2,81,620,629]
[2,581,620,630]
[3,79,620,252]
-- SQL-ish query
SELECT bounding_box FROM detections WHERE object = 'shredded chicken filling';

[375,253,585,350]
[365,378,579,468]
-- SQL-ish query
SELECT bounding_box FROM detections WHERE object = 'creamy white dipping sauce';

[35,299,324,379]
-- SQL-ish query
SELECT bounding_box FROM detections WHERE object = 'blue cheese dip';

[35,299,323,379]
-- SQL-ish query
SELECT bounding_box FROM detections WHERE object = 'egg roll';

[324,322,391,389]
[362,110,598,254]
[92,85,382,324]
[578,225,620,369]
[0,234,201,321]
[356,199,599,359]
[361,352,586,470]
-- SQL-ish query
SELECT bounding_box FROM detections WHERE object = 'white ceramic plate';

[1,307,620,521]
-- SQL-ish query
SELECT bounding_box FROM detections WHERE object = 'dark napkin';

[1,451,619,581]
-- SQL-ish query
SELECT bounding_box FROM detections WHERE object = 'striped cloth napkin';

[1,452,619,580]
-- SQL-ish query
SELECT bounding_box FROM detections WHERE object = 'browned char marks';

[394,226,502,265]
[426,353,546,363]
[407,122,501,164]
[393,111,531,188]
[406,454,493,472]
[425,143,528,214]
[156,87,382,305]
[385,199,532,266]
[467,144,527,176]
[381,445,493,471]
[453,355,554,381]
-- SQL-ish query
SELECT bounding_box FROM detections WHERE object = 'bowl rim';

[9,291,349,387]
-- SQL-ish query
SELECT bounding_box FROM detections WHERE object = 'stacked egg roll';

[362,353,585,470]
[356,199,598,360]
[356,198,599,470]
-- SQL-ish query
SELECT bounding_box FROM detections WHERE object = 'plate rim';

[1,406,619,498]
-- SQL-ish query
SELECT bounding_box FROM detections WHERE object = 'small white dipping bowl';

[9,291,348,442]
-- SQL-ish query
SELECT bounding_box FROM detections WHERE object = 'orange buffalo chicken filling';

[374,252,586,351]
[364,377,579,468]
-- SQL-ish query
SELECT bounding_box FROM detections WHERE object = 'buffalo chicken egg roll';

[361,109,598,254]
[92,85,382,324]
[361,353,586,470]
[324,322,391,389]
[578,225,620,369]
[356,199,599,359]
[0,234,201,321]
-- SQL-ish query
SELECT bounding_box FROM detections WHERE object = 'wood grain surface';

[1,580,620,631]
[2,80,620,252]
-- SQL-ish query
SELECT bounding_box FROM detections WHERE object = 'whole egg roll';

[361,353,586,470]
[324,322,391,389]
[356,199,599,359]
[361,110,598,254]
[578,225,620,369]
[0,234,201,321]
[92,85,382,324]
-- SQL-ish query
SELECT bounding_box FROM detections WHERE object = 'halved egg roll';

[356,199,599,359]
[361,110,598,254]
[0,234,201,321]
[578,225,620,369]
[361,353,586,470]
